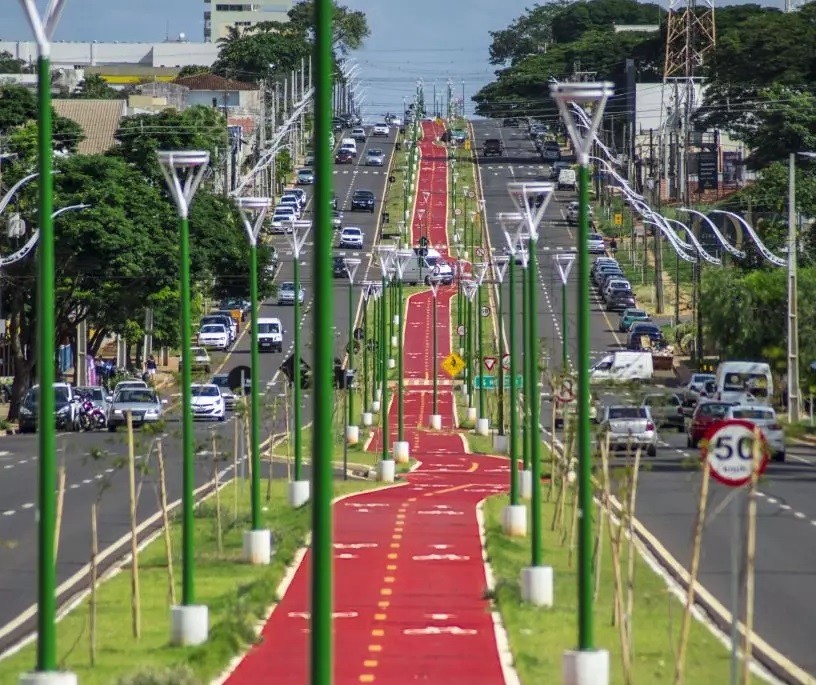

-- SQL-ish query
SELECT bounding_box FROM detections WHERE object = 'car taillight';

[646,421,655,431]
[769,423,781,430]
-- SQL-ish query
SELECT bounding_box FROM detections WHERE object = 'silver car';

[600,405,658,456]
[107,387,165,431]
[725,405,785,462]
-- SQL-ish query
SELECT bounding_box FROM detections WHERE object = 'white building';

[204,1,293,42]
[0,38,219,69]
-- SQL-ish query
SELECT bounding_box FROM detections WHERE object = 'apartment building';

[204,1,293,42]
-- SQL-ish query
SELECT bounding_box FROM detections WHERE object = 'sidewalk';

[221,119,515,685]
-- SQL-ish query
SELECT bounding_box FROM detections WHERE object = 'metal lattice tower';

[663,0,716,80]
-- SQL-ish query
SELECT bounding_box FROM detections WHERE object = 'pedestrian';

[146,354,157,378]
[609,236,618,256]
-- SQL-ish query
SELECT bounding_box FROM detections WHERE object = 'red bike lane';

[222,118,513,685]
[413,120,450,255]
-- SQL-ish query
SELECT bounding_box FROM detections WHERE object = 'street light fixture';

[492,254,510,452]
[551,79,614,685]
[368,282,383,414]
[285,219,312,507]
[472,261,489,436]
[376,244,396,482]
[342,256,361,446]
[360,281,378,426]
[507,181,555,610]
[156,149,211,647]
[462,278,479,425]
[553,253,577,371]
[234,196,272,565]
[499,212,527,537]
[392,248,413,462]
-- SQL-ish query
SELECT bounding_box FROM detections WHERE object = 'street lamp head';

[156,149,211,219]
[343,256,361,284]
[462,279,479,302]
[507,181,554,240]
[550,81,613,165]
[235,196,270,212]
[550,81,614,105]
[376,244,396,273]
[394,248,414,280]
[553,252,577,285]
[493,255,510,284]
[285,219,311,258]
[472,262,488,285]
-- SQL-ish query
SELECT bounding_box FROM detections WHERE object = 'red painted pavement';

[412,120,450,256]
[223,118,512,685]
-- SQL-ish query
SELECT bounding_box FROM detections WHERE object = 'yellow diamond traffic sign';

[440,352,466,378]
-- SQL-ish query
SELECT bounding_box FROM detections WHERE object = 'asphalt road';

[473,119,816,679]
[0,125,397,650]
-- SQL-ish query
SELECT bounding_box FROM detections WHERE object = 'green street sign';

[503,375,524,389]
[473,375,497,390]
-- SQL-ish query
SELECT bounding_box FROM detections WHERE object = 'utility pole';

[787,153,800,422]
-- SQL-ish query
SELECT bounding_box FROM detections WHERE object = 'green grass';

[271,424,380,468]
[484,493,733,684]
[0,479,379,685]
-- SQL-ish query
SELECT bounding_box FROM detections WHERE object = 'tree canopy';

[71,74,120,99]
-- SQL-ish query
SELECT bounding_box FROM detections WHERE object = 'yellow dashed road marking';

[374,613,387,620]
[369,644,382,652]
[364,660,379,668]
[387,553,398,560]
[372,628,385,637]
[359,676,375,683]
[380,588,393,596]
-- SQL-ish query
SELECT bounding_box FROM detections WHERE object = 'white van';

[590,351,653,382]
[714,361,772,405]
[256,317,284,353]
[402,248,454,285]
[557,168,577,191]
[340,138,357,157]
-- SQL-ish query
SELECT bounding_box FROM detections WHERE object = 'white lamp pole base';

[502,504,527,537]
[493,434,509,453]
[393,441,410,463]
[562,649,610,685]
[476,417,489,436]
[361,411,373,427]
[19,673,78,685]
[391,335,398,348]
[466,407,477,423]
[242,529,272,565]
[287,479,310,508]
[520,469,533,499]
[170,604,209,646]
[388,358,396,369]
[429,414,442,430]
[371,399,381,413]
[520,566,554,607]
[345,425,359,445]
[378,459,396,483]
[392,314,400,326]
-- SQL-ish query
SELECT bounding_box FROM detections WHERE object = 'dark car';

[502,117,519,127]
[687,400,735,447]
[643,393,685,431]
[333,256,349,279]
[606,289,636,312]
[483,138,503,157]
[211,373,238,409]
[627,323,664,350]
[335,149,354,165]
[18,383,79,433]
[351,189,376,212]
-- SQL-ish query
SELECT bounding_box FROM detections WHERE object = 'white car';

[567,201,593,224]
[366,148,385,166]
[372,123,390,136]
[351,127,366,141]
[724,405,786,462]
[113,379,148,395]
[278,196,301,218]
[587,232,606,254]
[197,323,229,350]
[269,209,295,234]
[190,384,225,421]
[602,279,631,302]
[338,226,364,249]
[278,281,305,305]
[600,405,658,456]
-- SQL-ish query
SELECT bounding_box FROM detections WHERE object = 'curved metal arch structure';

[678,207,746,260]
[0,172,39,215]
[665,218,721,265]
[710,210,787,267]
[642,218,698,263]
[0,228,39,267]
[570,103,617,164]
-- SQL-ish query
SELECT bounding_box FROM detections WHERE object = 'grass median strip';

[0,479,379,685]
[484,493,732,684]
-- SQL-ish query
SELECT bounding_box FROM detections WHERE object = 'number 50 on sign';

[702,420,769,487]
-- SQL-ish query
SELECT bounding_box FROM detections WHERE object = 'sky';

[0,0,535,118]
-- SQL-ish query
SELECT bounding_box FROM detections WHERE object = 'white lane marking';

[2,510,15,516]
[21,502,34,510]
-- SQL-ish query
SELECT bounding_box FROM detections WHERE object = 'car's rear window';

[608,407,648,419]
[731,408,774,420]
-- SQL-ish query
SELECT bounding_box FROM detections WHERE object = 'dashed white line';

[2,510,15,517]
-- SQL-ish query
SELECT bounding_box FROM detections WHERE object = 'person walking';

[146,354,157,378]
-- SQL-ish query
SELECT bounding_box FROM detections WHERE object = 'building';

[173,73,261,113]
[52,99,127,155]
[0,38,219,70]
[204,1,293,42]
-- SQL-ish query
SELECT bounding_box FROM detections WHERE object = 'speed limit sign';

[702,419,769,487]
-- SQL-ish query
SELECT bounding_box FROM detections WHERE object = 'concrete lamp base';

[466,407,477,423]
[361,411,373,427]
[520,469,533,499]
[393,441,410,463]
[502,504,527,537]
[429,414,442,430]
[378,459,396,483]
[242,529,272,565]
[520,565,554,607]
[493,434,508,453]
[287,480,310,508]
[391,335,398,348]
[476,418,490,436]
[19,673,78,685]
[562,649,610,685]
[371,399,381,413]
[345,425,359,445]
[388,358,396,369]
[170,604,209,646]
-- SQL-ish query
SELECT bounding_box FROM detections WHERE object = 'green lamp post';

[342,256,361,447]
[491,254,510,450]
[428,280,443,430]
[376,244,396,482]
[551,80,613,684]
[157,149,211,646]
[360,281,378,427]
[285,219,312,508]
[392,248,414,463]
[498,212,528,537]
[234,196,273,565]
[507,181,555,610]
[553,253,577,371]
[369,282,383,414]
[462,279,479,425]
[471,261,489,436]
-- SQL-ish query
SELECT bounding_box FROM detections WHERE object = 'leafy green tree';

[0,84,85,155]
[0,50,26,74]
[71,74,119,99]
[177,65,212,79]
[287,0,370,55]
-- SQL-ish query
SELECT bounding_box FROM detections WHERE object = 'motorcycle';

[78,397,107,431]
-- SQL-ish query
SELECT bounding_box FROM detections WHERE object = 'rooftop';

[52,99,126,155]
[173,73,258,92]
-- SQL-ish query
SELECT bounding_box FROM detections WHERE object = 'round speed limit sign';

[702,419,769,487]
